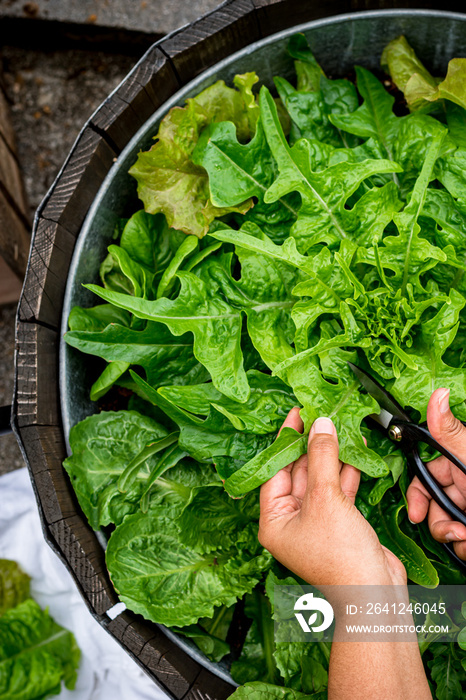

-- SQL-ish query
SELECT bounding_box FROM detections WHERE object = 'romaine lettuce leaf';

[0,560,30,617]
[0,599,79,699]
[105,510,271,627]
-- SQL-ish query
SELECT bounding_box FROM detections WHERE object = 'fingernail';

[438,388,450,414]
[311,417,335,435]
[445,531,462,542]
[408,517,416,524]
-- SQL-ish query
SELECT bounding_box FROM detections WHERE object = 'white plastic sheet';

[0,467,168,700]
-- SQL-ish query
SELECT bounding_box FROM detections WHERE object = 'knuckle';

[344,487,358,501]
[443,413,465,440]
[454,540,466,561]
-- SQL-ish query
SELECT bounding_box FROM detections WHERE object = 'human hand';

[258,409,407,588]
[407,388,466,560]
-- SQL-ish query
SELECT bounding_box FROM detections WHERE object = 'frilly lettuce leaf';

[391,290,466,420]
[329,66,403,171]
[259,85,402,250]
[382,35,466,113]
[366,126,447,292]
[129,78,258,237]
[84,269,249,403]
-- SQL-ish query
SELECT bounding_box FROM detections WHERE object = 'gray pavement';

[0,47,135,474]
[0,0,223,35]
[2,46,135,216]
[0,48,135,472]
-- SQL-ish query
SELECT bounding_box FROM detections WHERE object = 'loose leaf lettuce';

[63,35,466,698]
[382,35,466,113]
[128,79,256,237]
[84,270,249,403]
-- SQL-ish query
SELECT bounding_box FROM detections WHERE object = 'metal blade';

[347,362,411,426]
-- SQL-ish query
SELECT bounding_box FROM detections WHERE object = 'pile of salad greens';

[0,559,80,699]
[63,35,466,699]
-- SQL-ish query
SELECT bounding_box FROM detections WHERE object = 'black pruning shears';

[348,361,466,575]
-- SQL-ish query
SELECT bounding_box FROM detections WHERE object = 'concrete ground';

[0,48,137,474]
[0,1,222,474]
[1,0,222,36]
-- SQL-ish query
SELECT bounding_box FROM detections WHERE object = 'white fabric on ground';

[0,467,168,700]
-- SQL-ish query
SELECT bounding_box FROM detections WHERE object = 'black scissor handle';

[394,420,466,478]
[407,448,466,574]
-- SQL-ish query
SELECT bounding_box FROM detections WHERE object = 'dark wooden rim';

[12,1,465,697]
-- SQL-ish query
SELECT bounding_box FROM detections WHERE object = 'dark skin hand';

[258,409,435,700]
[407,387,466,560]
[258,411,406,588]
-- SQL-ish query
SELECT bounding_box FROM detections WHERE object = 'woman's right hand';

[406,387,466,560]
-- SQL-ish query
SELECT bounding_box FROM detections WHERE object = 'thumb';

[305,417,341,494]
[426,388,466,464]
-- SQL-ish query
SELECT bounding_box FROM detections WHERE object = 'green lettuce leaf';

[0,598,80,699]
[159,370,296,435]
[259,85,402,250]
[63,410,184,528]
[428,644,466,700]
[370,500,439,586]
[366,126,447,293]
[90,360,130,401]
[130,371,276,470]
[84,270,249,403]
[329,66,403,176]
[65,320,208,389]
[128,78,257,237]
[391,290,466,419]
[228,682,320,700]
[382,36,466,113]
[176,486,259,554]
[105,510,271,627]
[156,234,198,298]
[0,560,30,617]
[68,303,131,332]
[224,427,307,497]
[119,210,175,282]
